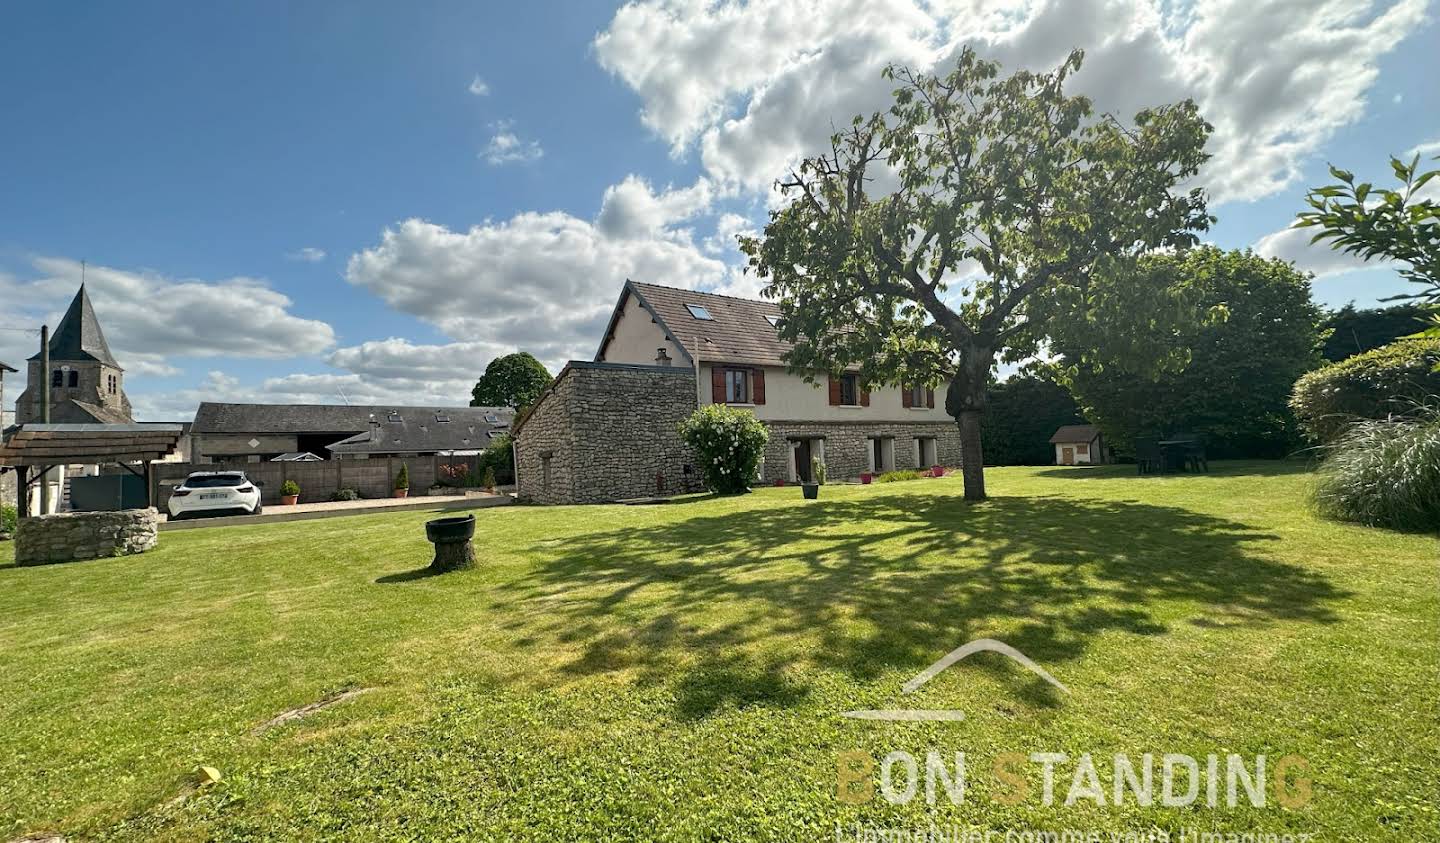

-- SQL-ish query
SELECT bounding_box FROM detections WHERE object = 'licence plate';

[201,493,225,500]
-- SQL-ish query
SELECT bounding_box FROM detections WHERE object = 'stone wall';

[514,362,703,504]
[760,421,962,484]
[15,507,159,566]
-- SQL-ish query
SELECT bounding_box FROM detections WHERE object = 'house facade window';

[724,368,750,403]
[68,371,79,388]
[838,374,859,406]
[902,383,935,409]
[908,384,926,407]
[916,436,938,468]
[52,369,63,387]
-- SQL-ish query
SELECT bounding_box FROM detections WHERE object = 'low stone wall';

[15,507,159,566]
[514,362,703,504]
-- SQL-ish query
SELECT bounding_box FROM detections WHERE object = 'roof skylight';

[764,315,781,327]
[685,303,713,320]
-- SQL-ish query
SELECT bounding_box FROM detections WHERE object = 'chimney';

[655,348,673,367]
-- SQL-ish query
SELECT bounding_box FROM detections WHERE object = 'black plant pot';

[426,514,476,544]
[801,483,819,500]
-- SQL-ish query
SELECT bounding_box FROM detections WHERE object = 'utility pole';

[39,324,50,514]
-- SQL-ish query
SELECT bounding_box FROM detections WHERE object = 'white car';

[168,471,263,519]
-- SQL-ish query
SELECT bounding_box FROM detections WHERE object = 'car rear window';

[186,475,247,488]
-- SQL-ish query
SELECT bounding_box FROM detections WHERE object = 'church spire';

[29,284,121,369]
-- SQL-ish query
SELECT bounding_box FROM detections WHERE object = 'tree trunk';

[948,346,992,501]
[431,540,476,573]
[957,409,986,500]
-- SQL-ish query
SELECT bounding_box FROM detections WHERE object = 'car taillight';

[237,486,254,493]
[171,490,191,497]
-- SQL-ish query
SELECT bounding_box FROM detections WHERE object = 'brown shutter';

[926,388,935,409]
[828,375,841,406]
[711,368,726,404]
[860,386,870,407]
[901,385,912,409]
[751,369,766,405]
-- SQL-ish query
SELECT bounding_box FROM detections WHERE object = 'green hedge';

[1290,338,1440,442]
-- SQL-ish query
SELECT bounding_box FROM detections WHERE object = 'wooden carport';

[0,424,184,517]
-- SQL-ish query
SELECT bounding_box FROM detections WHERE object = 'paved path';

[160,492,512,531]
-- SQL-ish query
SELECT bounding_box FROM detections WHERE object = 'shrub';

[876,470,924,483]
[1,503,16,537]
[1313,410,1440,530]
[394,463,410,490]
[482,466,497,489]
[481,434,514,484]
[677,404,769,494]
[811,458,827,485]
[330,488,360,502]
[1291,338,1440,442]
[280,480,301,497]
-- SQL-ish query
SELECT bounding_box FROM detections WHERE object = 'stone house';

[513,281,961,504]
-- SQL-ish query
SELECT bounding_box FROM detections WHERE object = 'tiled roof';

[326,413,510,455]
[623,282,790,366]
[194,402,512,435]
[30,285,120,368]
[1049,424,1100,444]
[0,360,16,374]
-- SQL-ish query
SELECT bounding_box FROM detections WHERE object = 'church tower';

[16,285,134,424]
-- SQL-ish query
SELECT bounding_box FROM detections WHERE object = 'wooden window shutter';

[828,375,842,406]
[901,385,912,409]
[711,368,726,404]
[860,386,870,407]
[751,369,766,405]
[926,388,935,409]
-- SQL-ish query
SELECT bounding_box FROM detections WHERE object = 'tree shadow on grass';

[495,490,1345,719]
[1032,460,1314,481]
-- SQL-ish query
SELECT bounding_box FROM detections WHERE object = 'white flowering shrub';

[678,404,769,494]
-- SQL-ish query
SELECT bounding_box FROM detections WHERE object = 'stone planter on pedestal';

[426,514,476,573]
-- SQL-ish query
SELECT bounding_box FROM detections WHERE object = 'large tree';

[972,373,1085,466]
[470,352,552,410]
[1058,247,1325,459]
[740,48,1212,499]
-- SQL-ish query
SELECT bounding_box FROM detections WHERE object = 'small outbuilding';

[1049,424,1107,465]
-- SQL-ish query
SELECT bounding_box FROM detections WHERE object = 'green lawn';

[0,463,1435,840]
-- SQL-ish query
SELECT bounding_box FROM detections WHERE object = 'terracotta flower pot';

[280,494,299,506]
[931,465,945,478]
[774,478,786,487]
[394,488,409,498]
[860,472,873,484]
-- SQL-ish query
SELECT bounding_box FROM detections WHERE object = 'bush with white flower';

[678,403,769,494]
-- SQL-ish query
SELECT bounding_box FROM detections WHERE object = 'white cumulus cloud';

[481,120,544,165]
[468,75,490,96]
[596,0,1429,204]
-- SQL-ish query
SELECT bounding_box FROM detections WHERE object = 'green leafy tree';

[974,374,1085,465]
[1295,154,1440,337]
[394,462,409,491]
[470,352,552,410]
[1060,248,1325,458]
[677,404,769,494]
[1321,302,1432,362]
[739,48,1211,499]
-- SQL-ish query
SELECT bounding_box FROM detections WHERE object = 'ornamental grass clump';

[1313,409,1440,531]
[678,404,769,494]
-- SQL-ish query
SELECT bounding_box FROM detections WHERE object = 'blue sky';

[1,1,1436,419]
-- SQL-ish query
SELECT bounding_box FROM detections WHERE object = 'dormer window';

[435,412,451,423]
[685,303,713,320]
[484,414,500,424]
[764,315,781,328]
[387,411,402,423]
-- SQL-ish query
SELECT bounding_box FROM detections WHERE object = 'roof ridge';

[631,281,777,308]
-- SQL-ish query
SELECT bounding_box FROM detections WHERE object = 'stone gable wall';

[15,507,158,566]
[515,363,703,504]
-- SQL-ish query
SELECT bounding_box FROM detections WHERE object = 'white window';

[685,303,713,320]
[724,368,750,403]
